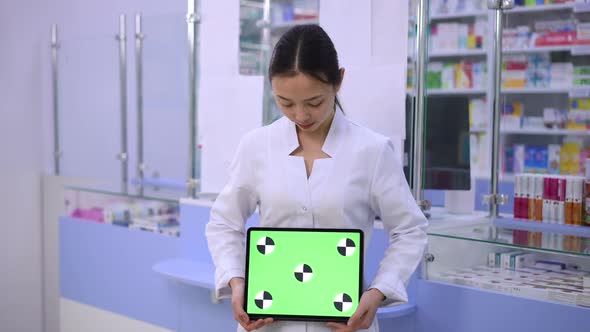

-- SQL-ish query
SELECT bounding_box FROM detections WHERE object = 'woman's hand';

[326,288,385,332]
[229,277,274,331]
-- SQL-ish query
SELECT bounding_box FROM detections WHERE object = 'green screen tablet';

[244,227,363,322]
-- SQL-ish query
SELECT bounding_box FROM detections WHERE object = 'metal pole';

[187,0,201,198]
[117,15,129,194]
[411,0,430,211]
[135,14,145,196]
[51,24,61,175]
[487,0,514,217]
[261,0,272,125]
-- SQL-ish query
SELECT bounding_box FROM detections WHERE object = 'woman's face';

[271,72,340,133]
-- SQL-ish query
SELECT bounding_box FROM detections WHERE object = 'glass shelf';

[428,217,590,258]
[64,182,218,205]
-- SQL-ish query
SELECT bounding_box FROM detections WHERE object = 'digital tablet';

[244,227,363,322]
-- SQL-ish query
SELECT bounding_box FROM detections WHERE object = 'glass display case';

[425,215,590,307]
[63,184,216,239]
[63,185,183,237]
[415,0,590,310]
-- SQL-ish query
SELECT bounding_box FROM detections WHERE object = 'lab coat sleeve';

[205,133,259,300]
[368,139,428,306]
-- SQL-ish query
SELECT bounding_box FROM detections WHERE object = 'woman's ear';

[336,68,346,92]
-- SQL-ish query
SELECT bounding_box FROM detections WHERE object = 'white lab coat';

[206,110,428,332]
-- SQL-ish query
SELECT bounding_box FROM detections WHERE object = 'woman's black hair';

[268,24,343,111]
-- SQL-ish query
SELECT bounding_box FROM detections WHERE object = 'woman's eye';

[281,103,294,108]
[309,101,323,108]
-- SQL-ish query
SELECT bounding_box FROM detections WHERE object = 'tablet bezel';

[244,227,364,323]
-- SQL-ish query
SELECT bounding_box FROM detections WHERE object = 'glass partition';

[142,13,190,186]
[59,34,121,182]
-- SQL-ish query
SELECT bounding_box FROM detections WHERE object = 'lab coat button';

[301,206,308,212]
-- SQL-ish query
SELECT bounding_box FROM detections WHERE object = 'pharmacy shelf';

[501,128,590,136]
[574,3,590,13]
[507,3,574,14]
[494,217,590,239]
[503,45,573,54]
[572,45,590,56]
[430,10,489,20]
[430,49,487,58]
[428,217,590,258]
[504,45,590,55]
[501,87,572,95]
[272,19,318,29]
[569,87,590,97]
[502,87,590,97]
[428,88,487,96]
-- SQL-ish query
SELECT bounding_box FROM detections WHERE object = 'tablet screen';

[244,227,363,322]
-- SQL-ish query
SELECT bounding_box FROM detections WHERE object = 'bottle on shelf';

[555,177,566,224]
[573,177,584,225]
[550,177,559,224]
[513,174,522,218]
[528,175,536,220]
[521,175,529,219]
[565,176,574,224]
[542,176,551,223]
[585,158,590,226]
[534,174,544,222]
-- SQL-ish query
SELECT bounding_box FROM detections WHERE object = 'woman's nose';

[295,107,310,122]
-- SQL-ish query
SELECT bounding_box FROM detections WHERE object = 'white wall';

[198,0,263,192]
[0,0,46,330]
[320,0,409,158]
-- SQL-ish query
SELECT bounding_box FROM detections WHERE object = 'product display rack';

[504,45,590,54]
[499,1,590,184]
[410,0,590,182]
[414,0,590,314]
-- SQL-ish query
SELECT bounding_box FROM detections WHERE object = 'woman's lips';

[297,122,314,129]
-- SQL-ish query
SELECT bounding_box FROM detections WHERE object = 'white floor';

[60,298,173,332]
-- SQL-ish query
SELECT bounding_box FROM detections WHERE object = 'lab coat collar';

[283,108,346,157]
